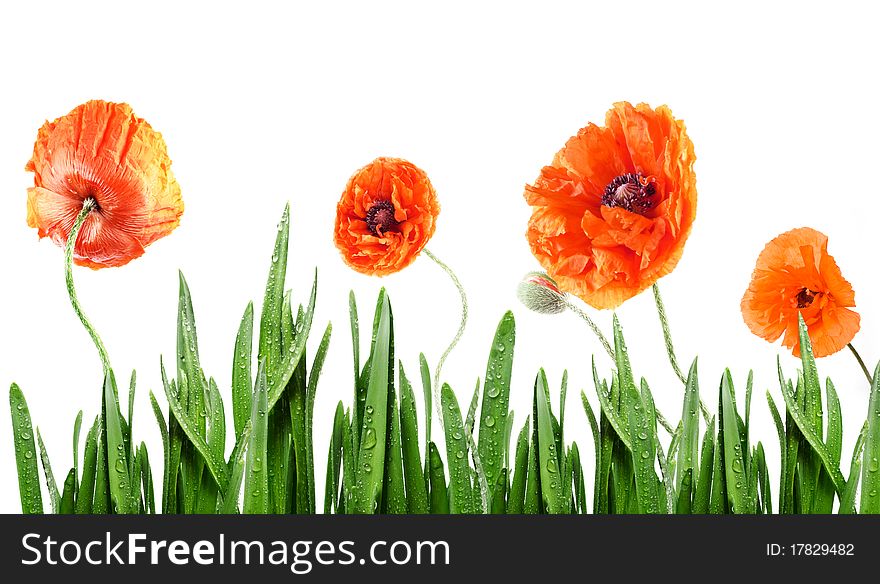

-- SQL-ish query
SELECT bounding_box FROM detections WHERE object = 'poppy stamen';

[366,200,399,236]
[796,287,821,309]
[602,173,657,214]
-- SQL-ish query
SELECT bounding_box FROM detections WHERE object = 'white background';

[1,1,878,513]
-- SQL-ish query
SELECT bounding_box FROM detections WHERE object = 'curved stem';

[563,299,614,362]
[652,283,712,423]
[848,343,873,386]
[564,297,675,436]
[65,198,111,375]
[424,249,468,428]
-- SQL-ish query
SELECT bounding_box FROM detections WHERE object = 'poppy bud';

[517,272,567,315]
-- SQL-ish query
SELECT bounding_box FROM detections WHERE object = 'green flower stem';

[564,297,675,436]
[424,249,468,419]
[423,249,490,512]
[65,197,111,375]
[847,343,873,386]
[652,283,711,424]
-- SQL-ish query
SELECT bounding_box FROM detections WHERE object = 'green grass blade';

[692,417,715,514]
[399,363,428,513]
[267,271,317,411]
[103,372,132,514]
[626,379,660,514]
[535,370,565,514]
[348,291,360,420]
[860,363,880,513]
[36,429,60,514]
[442,383,474,514]
[675,468,693,514]
[507,418,530,514]
[592,358,632,450]
[243,362,270,513]
[352,289,393,513]
[72,410,83,500]
[478,311,515,502]
[10,384,43,514]
[778,362,847,498]
[428,442,449,513]
[305,322,332,513]
[60,468,76,514]
[325,402,345,514]
[840,422,867,514]
[383,378,406,513]
[75,419,98,514]
[258,204,289,381]
[677,359,701,494]
[420,354,432,468]
[720,370,752,513]
[232,302,254,439]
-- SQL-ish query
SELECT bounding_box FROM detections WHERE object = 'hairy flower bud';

[517,272,567,315]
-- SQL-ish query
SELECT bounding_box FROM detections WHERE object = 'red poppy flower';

[26,100,183,269]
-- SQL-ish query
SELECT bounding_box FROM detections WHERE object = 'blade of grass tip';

[93,410,110,514]
[36,429,61,513]
[284,298,307,514]
[127,371,136,466]
[10,384,43,514]
[675,468,693,514]
[752,442,770,514]
[570,443,587,513]
[420,353,432,484]
[139,443,155,514]
[268,271,317,411]
[306,323,332,513]
[709,395,727,515]
[76,419,98,514]
[232,302,254,440]
[60,468,76,514]
[243,362,270,513]
[383,375,407,513]
[507,418,530,514]
[559,370,568,447]
[72,410,83,499]
[349,291,360,426]
[352,289,392,513]
[102,372,132,514]
[840,421,867,515]
[692,417,715,514]
[720,370,752,513]
[478,312,515,501]
[428,442,449,513]
[399,363,429,513]
[535,370,565,514]
[592,358,633,451]
[860,362,880,514]
[258,204,290,382]
[325,402,346,514]
[128,444,143,513]
[524,414,542,513]
[778,361,847,497]
[491,469,508,514]
[442,384,474,514]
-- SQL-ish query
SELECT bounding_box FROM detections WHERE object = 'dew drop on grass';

[362,427,377,449]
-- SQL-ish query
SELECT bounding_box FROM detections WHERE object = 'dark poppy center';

[602,173,657,214]
[366,200,399,236]
[796,288,820,309]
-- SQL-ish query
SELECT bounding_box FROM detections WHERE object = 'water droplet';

[366,405,374,415]
[547,458,558,473]
[19,431,30,440]
[24,450,33,459]
[640,451,649,459]
[453,431,463,440]
[869,457,880,473]
[487,386,500,398]
[115,459,127,473]
[362,427,377,449]
[732,459,743,474]
[485,416,496,428]
[456,451,465,459]
[363,463,372,472]
[637,431,648,440]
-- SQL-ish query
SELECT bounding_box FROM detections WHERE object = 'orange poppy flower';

[524,102,697,309]
[741,227,859,358]
[26,100,183,269]
[334,157,440,276]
